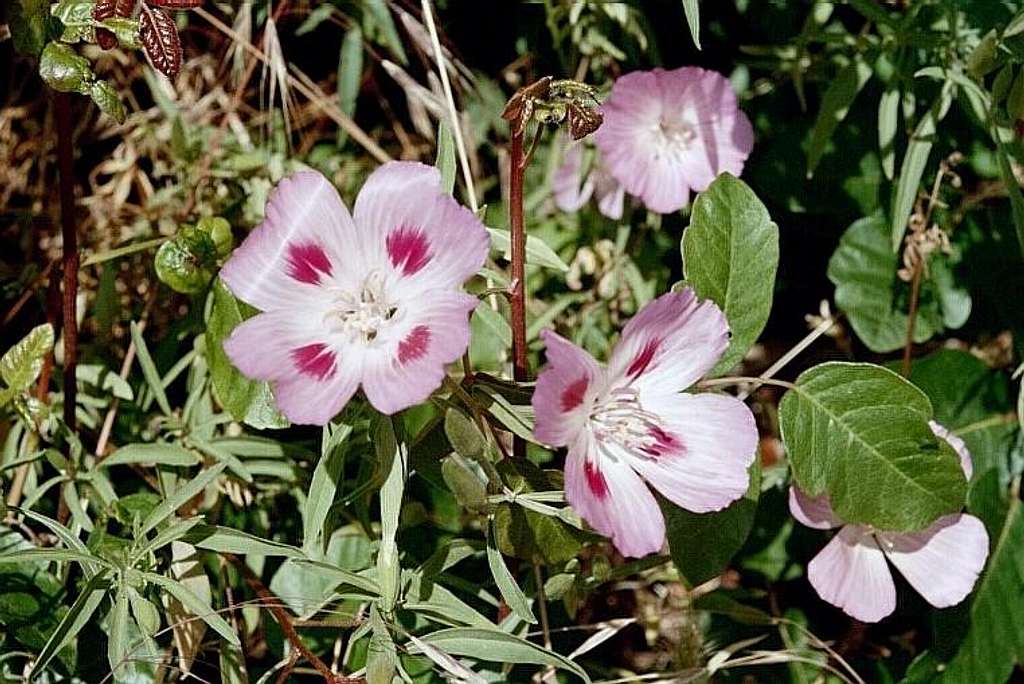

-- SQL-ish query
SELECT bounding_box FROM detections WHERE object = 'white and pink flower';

[219,162,490,425]
[532,289,758,558]
[594,66,754,214]
[790,421,988,623]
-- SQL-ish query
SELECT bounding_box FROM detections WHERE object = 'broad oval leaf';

[779,362,967,532]
[682,173,779,375]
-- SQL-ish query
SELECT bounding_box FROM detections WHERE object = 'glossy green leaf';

[779,362,967,532]
[807,58,872,177]
[38,42,94,94]
[10,0,50,55]
[206,280,289,429]
[664,460,760,586]
[89,80,126,123]
[0,323,53,407]
[414,627,590,682]
[682,173,779,375]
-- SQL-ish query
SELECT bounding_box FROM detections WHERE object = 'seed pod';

[139,4,182,78]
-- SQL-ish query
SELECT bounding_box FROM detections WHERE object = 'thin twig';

[508,127,528,460]
[901,259,923,377]
[737,312,838,401]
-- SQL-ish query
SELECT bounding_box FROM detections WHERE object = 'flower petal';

[565,432,665,558]
[788,487,843,530]
[553,143,595,212]
[533,330,605,448]
[881,514,989,609]
[929,420,973,480]
[360,290,477,415]
[353,161,489,291]
[608,289,729,394]
[807,525,896,623]
[223,310,360,425]
[593,166,626,220]
[220,170,360,311]
[627,392,756,513]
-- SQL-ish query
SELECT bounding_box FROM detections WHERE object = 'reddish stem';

[901,258,923,377]
[55,92,78,436]
[508,129,528,459]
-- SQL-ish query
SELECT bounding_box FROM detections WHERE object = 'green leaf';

[664,459,760,586]
[303,420,352,556]
[807,58,872,177]
[76,363,134,400]
[444,408,487,461]
[828,215,944,352]
[779,362,967,532]
[139,463,227,536]
[375,416,405,614]
[28,570,108,682]
[0,323,53,406]
[366,604,397,683]
[142,571,240,646]
[291,559,379,597]
[414,627,590,682]
[130,321,172,416]
[682,0,700,49]
[488,227,569,272]
[9,0,50,55]
[336,25,363,148]
[878,86,900,180]
[108,586,132,678]
[362,0,407,64]
[436,120,457,195]
[995,132,1024,261]
[188,436,253,483]
[38,42,94,94]
[890,83,954,251]
[682,173,779,375]
[89,80,126,124]
[0,548,115,569]
[485,516,536,624]
[102,443,200,468]
[128,587,160,637]
[442,456,488,511]
[183,525,304,558]
[206,280,289,429]
[934,493,1024,683]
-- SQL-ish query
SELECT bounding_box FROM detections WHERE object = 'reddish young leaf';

[139,4,182,78]
[147,0,204,7]
[115,0,138,17]
[96,28,118,49]
[93,0,118,20]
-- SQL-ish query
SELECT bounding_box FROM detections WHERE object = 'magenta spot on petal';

[626,338,660,378]
[291,343,336,380]
[398,325,431,364]
[584,460,608,499]
[560,377,588,412]
[287,242,332,284]
[386,225,432,276]
[641,426,684,459]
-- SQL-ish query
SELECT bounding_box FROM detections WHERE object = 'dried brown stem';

[508,127,528,460]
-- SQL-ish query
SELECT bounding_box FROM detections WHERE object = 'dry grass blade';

[260,13,296,143]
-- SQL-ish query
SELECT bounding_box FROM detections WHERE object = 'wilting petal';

[929,420,973,480]
[788,487,842,530]
[220,171,360,311]
[353,161,489,291]
[607,289,729,394]
[360,290,478,415]
[553,143,595,212]
[807,525,896,623]
[565,432,665,558]
[880,514,989,609]
[628,392,756,513]
[533,330,605,448]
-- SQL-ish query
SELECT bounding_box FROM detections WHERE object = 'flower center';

[589,387,667,457]
[323,271,398,343]
[657,117,698,149]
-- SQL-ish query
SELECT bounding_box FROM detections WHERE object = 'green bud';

[196,217,234,257]
[155,226,218,295]
[39,41,94,94]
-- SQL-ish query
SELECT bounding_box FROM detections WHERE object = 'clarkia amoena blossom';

[790,421,988,623]
[532,289,758,558]
[594,66,754,214]
[219,162,490,425]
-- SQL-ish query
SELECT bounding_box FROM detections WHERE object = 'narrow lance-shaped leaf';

[139,462,227,536]
[878,86,900,180]
[375,416,405,613]
[302,420,352,555]
[486,515,536,624]
[130,321,172,416]
[108,586,132,678]
[336,25,363,148]
[28,570,109,682]
[682,0,701,50]
[143,571,241,645]
[807,57,872,178]
[779,362,966,532]
[682,173,779,375]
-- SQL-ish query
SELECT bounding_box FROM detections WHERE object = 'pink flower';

[219,162,490,424]
[790,422,988,623]
[532,289,758,558]
[553,142,626,220]
[594,67,754,214]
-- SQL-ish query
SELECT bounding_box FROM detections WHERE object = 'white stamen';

[323,271,399,343]
[589,387,666,455]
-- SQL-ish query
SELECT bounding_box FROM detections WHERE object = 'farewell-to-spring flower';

[594,66,754,214]
[790,421,988,623]
[220,162,490,424]
[553,143,626,220]
[532,289,758,558]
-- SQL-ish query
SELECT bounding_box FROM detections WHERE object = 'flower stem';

[509,128,528,459]
[902,258,923,377]
[55,93,79,440]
